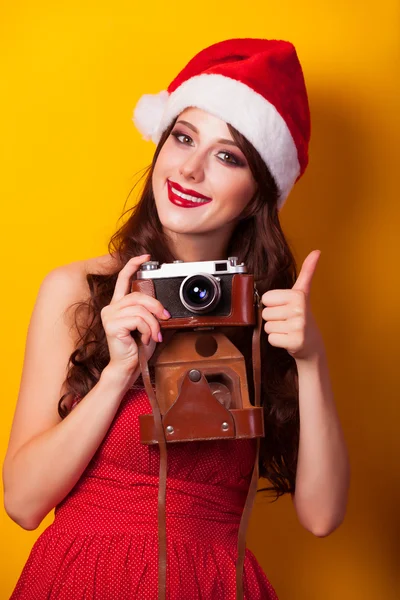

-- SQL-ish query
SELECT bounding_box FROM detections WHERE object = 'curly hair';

[58,118,300,500]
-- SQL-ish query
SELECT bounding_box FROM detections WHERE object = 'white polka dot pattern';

[9,384,278,599]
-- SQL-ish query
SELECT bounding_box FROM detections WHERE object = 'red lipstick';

[167,180,212,208]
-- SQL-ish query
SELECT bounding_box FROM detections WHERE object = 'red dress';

[10,380,279,599]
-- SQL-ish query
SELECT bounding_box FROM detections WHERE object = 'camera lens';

[187,281,209,303]
[180,274,221,313]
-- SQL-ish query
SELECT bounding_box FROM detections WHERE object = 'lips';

[167,179,212,208]
[169,180,212,200]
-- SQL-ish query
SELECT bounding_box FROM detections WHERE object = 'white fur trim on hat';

[133,90,169,142]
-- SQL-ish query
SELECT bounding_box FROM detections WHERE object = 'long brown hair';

[58,117,300,500]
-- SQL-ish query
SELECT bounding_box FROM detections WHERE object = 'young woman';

[3,38,350,599]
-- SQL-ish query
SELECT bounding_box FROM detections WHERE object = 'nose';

[179,150,205,182]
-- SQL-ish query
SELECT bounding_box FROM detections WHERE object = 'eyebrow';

[175,120,239,147]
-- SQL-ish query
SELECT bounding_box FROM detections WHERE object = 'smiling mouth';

[167,180,212,208]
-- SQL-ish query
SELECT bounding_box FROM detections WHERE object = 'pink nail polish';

[158,332,163,343]
[163,309,171,318]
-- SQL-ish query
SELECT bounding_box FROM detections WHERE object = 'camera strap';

[138,297,263,600]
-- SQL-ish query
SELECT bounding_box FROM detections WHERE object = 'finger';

[119,291,170,321]
[264,320,296,334]
[292,250,321,295]
[108,315,151,345]
[262,306,290,321]
[129,316,152,346]
[115,305,161,343]
[266,332,288,348]
[127,316,152,346]
[111,255,151,304]
[265,321,287,334]
[262,289,296,307]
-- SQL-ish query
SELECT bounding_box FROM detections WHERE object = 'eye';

[171,130,244,167]
[216,151,243,167]
[171,130,193,145]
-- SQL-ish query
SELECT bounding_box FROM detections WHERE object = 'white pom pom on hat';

[132,38,311,210]
[133,90,169,142]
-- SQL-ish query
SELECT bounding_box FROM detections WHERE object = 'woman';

[4,38,350,599]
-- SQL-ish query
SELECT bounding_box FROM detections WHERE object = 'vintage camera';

[133,257,264,445]
[131,256,256,329]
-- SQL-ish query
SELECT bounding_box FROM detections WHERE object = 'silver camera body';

[136,257,247,317]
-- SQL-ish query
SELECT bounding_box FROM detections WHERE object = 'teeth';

[171,186,210,203]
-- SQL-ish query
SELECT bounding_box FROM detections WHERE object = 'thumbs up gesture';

[261,250,325,361]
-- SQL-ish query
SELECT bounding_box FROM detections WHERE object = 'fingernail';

[163,309,171,318]
[158,332,163,343]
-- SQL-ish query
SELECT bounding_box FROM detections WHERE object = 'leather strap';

[235,293,263,598]
[139,343,168,600]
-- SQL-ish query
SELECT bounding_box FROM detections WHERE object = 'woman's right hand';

[100,254,170,379]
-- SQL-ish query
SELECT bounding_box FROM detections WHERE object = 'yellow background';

[1,1,399,598]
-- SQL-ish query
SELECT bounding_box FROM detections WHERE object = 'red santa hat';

[133,38,311,209]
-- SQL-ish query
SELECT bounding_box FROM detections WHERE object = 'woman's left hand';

[261,250,325,361]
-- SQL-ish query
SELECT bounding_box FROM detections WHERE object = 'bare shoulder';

[65,252,122,280]
[45,253,122,302]
[3,253,122,476]
[80,252,122,278]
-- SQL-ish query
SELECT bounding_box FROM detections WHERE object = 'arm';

[261,250,350,536]
[292,346,350,537]
[2,265,138,530]
[3,364,138,530]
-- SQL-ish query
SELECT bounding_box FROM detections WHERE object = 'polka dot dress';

[9,377,278,599]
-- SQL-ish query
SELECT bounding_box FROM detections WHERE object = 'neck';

[164,227,235,263]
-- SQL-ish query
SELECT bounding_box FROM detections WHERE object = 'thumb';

[292,250,321,295]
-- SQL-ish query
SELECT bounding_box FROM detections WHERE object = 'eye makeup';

[170,129,245,167]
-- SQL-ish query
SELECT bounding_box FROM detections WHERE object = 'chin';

[161,221,200,235]
[156,205,197,231]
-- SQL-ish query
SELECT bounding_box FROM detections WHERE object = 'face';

[151,107,257,245]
